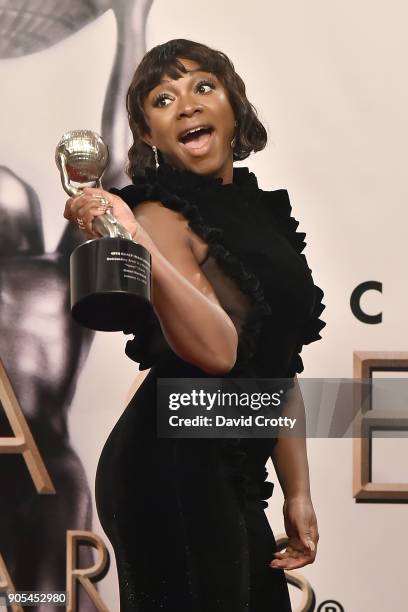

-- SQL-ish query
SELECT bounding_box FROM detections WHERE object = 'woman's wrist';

[284,489,312,502]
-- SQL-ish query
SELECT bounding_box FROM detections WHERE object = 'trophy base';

[70,237,152,332]
[71,291,152,332]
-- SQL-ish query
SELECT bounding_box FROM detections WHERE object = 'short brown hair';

[126,39,267,177]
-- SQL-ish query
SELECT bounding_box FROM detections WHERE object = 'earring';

[230,120,238,149]
[151,145,159,169]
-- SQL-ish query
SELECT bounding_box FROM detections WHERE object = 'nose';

[176,95,203,119]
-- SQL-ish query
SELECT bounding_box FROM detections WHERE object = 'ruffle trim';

[264,188,327,375]
[122,313,167,370]
[291,284,326,375]
[218,439,274,510]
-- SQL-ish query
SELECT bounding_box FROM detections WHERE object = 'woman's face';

[142,58,236,183]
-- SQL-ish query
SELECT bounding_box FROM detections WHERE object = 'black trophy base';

[70,236,152,332]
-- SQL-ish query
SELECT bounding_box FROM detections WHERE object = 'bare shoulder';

[131,199,189,255]
[132,200,188,230]
[132,200,220,307]
[132,200,208,264]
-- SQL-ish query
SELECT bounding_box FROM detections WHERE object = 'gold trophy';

[56,129,152,331]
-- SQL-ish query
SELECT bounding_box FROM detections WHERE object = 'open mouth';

[178,126,214,152]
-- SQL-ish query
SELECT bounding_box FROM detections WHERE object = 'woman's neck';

[162,155,234,185]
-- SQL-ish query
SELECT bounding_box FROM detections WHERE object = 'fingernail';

[308,539,315,552]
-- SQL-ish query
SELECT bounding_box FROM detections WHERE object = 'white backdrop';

[1,1,407,610]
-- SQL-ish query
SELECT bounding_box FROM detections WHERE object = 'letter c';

[350,281,382,324]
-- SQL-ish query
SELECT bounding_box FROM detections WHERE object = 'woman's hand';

[270,494,319,570]
[63,187,154,249]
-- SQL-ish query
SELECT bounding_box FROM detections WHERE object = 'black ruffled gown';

[95,162,326,611]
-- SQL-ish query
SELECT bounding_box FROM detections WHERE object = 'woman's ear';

[140,121,153,147]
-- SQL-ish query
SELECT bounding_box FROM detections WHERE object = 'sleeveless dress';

[95,162,326,612]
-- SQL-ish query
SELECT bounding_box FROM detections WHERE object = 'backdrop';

[0,1,407,611]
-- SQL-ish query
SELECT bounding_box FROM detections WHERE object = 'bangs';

[136,48,225,103]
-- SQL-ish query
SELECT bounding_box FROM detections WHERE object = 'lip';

[177,124,214,141]
[178,128,215,157]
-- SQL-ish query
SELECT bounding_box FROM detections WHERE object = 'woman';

[64,39,325,612]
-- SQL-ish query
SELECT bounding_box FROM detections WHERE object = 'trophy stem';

[57,152,81,198]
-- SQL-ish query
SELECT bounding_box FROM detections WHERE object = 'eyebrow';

[159,68,212,85]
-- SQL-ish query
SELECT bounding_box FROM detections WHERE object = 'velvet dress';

[95,162,326,611]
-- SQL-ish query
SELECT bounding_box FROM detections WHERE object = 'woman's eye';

[153,93,173,108]
[152,79,215,108]
[196,80,216,94]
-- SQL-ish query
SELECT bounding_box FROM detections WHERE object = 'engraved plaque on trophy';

[55,129,152,332]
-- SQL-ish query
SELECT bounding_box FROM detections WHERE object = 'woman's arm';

[64,189,238,375]
[270,375,311,498]
[269,374,319,570]
[132,199,238,375]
